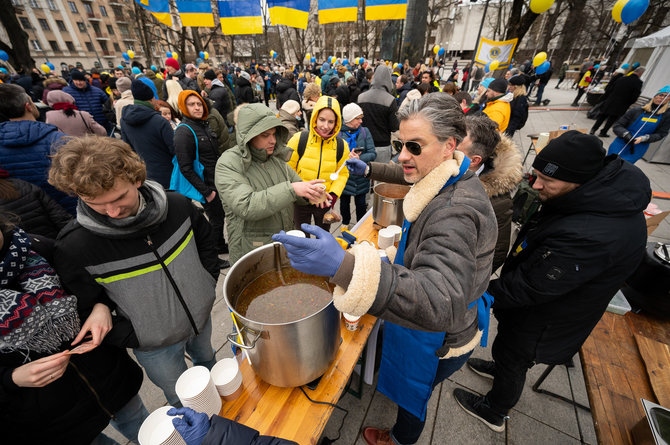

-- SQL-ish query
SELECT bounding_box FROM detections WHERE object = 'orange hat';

[178,90,209,120]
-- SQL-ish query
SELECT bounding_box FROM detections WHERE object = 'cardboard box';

[646,210,670,236]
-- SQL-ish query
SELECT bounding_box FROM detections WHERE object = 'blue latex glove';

[345,158,367,176]
[167,407,210,445]
[271,223,345,277]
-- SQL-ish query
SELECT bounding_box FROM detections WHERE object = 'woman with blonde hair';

[302,82,321,123]
[608,86,670,163]
[504,75,529,137]
[165,78,184,117]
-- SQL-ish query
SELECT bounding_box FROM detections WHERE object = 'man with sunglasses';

[273,93,497,445]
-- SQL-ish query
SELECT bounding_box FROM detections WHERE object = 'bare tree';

[505,0,540,44]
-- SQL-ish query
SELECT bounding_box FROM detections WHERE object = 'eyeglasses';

[392,139,433,156]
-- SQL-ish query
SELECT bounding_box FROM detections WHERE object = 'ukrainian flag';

[176,0,215,27]
[318,0,357,24]
[268,0,310,29]
[365,0,407,20]
[217,0,263,34]
[136,0,172,26]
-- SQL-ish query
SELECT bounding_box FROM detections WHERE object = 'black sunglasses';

[392,140,424,156]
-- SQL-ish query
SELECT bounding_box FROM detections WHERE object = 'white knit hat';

[342,103,363,124]
[280,99,301,115]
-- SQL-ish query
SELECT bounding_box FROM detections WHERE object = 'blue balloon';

[166,51,172,58]
[342,58,349,66]
[311,56,316,63]
[132,67,141,74]
[0,67,7,74]
[621,0,649,25]
[272,52,278,59]
[122,52,130,61]
[47,62,55,70]
[438,48,445,56]
[535,60,551,75]
[0,50,7,61]
[151,65,157,71]
[199,51,205,59]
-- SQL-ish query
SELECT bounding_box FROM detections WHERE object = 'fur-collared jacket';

[479,135,523,271]
[331,152,497,357]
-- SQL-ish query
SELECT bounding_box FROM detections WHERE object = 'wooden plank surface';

[580,311,670,445]
[217,216,380,445]
[634,334,670,408]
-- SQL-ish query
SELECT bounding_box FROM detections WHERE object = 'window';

[65,41,75,51]
[106,24,114,35]
[38,18,50,31]
[29,0,40,8]
[56,20,66,31]
[99,41,108,52]
[85,41,94,52]
[68,1,78,13]
[99,5,107,16]
[19,17,32,29]
[113,42,121,51]
[112,6,123,19]
[91,22,100,34]
[31,40,43,51]
[77,21,86,32]
[47,0,57,10]
[84,3,93,14]
[118,24,129,36]
[125,44,134,52]
[49,40,59,51]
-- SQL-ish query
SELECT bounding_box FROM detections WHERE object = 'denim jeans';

[91,394,148,445]
[340,193,368,225]
[133,317,216,406]
[534,83,547,105]
[390,350,473,444]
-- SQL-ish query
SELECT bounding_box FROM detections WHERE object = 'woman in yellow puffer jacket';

[287,95,349,230]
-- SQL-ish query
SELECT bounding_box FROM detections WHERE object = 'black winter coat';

[202,416,298,445]
[236,77,256,104]
[600,74,643,116]
[396,82,413,106]
[208,82,232,121]
[504,95,529,137]
[174,117,220,197]
[0,236,143,445]
[0,178,72,238]
[276,79,300,109]
[613,107,670,143]
[121,103,175,189]
[490,156,651,365]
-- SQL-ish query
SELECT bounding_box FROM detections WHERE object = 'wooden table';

[580,311,670,444]
[217,216,380,445]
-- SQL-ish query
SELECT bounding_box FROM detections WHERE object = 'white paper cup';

[211,358,243,398]
[175,366,222,417]
[343,312,361,331]
[286,230,306,238]
[309,183,328,205]
[139,406,186,445]
[386,225,402,243]
[377,228,395,250]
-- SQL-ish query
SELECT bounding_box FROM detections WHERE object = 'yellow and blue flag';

[318,0,357,24]
[217,0,263,34]
[365,0,407,20]
[136,0,172,26]
[176,0,215,27]
[267,0,310,29]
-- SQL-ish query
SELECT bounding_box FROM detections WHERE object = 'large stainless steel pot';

[222,243,340,387]
[372,182,411,227]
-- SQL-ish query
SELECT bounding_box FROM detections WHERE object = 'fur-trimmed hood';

[43,77,68,88]
[479,134,523,198]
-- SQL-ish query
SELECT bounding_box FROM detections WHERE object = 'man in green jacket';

[215,104,327,264]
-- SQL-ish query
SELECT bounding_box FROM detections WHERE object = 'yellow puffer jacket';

[287,95,349,197]
[483,97,511,133]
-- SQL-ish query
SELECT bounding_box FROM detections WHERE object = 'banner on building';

[137,0,172,26]
[267,0,310,29]
[318,0,358,24]
[474,37,518,69]
[176,0,216,27]
[217,0,263,34]
[365,0,408,21]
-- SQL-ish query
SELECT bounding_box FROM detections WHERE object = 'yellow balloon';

[127,50,135,59]
[433,45,440,55]
[40,63,50,73]
[305,53,311,60]
[611,0,626,23]
[204,51,209,60]
[533,52,547,67]
[172,53,178,60]
[489,60,500,71]
[529,0,555,14]
[393,62,398,69]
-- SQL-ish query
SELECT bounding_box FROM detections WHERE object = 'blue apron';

[377,156,493,421]
[608,112,661,163]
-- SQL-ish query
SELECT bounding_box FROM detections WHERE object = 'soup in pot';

[235,267,334,323]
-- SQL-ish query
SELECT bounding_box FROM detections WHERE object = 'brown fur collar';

[43,77,68,88]
[479,134,523,198]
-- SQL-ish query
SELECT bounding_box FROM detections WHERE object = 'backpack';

[511,174,541,225]
[296,130,345,165]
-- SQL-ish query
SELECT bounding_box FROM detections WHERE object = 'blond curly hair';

[48,136,146,197]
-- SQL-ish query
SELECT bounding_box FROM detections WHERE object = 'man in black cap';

[202,69,232,121]
[63,69,112,132]
[454,131,651,433]
[482,78,511,133]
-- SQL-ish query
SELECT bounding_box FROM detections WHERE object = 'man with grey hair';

[590,66,645,137]
[272,93,497,445]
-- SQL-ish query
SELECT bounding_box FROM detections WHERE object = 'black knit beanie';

[533,131,605,184]
[488,78,508,94]
[131,79,154,101]
[204,70,216,81]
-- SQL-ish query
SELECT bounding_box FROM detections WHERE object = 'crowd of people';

[0,52,663,445]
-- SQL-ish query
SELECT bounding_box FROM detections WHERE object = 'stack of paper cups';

[175,366,222,417]
[138,406,186,445]
[377,228,395,249]
[210,358,243,401]
[386,225,402,244]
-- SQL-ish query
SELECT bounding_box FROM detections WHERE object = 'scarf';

[315,127,335,139]
[134,99,155,110]
[52,102,78,111]
[76,180,169,239]
[343,127,361,150]
[0,229,79,355]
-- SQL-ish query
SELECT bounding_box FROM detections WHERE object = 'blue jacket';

[202,415,297,445]
[339,124,376,196]
[121,103,175,188]
[63,81,111,131]
[0,120,76,214]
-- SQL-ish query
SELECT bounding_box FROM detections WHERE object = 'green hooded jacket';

[215,103,304,264]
